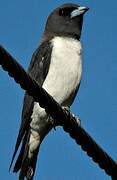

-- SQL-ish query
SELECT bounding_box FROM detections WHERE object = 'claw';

[62,106,81,126]
[47,116,57,130]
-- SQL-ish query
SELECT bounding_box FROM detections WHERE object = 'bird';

[9,3,89,180]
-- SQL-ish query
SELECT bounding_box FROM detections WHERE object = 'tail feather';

[13,130,40,180]
[19,147,39,180]
[9,123,29,171]
[26,147,40,180]
[9,130,24,171]
[13,130,29,172]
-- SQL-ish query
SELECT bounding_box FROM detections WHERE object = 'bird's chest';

[42,36,82,105]
[51,37,82,79]
[49,37,82,94]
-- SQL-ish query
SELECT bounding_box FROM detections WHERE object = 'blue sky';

[0,0,117,180]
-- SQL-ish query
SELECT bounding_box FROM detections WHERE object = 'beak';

[71,6,89,18]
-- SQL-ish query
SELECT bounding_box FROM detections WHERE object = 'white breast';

[43,36,82,106]
[31,36,82,132]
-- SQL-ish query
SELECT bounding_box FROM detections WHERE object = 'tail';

[13,130,40,180]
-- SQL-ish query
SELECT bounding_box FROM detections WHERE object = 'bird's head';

[44,3,89,40]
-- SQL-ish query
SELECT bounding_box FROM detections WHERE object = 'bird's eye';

[59,8,72,17]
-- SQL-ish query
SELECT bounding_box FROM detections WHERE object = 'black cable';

[0,45,117,179]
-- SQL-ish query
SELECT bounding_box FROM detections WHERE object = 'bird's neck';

[41,31,80,44]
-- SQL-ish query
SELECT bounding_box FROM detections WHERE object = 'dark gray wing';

[10,41,53,169]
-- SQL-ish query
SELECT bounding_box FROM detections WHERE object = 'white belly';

[43,36,82,106]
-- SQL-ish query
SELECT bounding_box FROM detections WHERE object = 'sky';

[0,0,117,180]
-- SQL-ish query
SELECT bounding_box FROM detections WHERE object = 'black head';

[44,3,89,40]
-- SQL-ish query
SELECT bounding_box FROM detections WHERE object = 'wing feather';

[10,41,52,170]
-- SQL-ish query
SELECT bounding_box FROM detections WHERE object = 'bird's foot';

[62,106,70,111]
[71,113,81,126]
[48,116,57,130]
[47,106,81,129]
[62,106,81,126]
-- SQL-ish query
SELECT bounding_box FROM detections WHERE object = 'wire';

[0,45,117,179]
